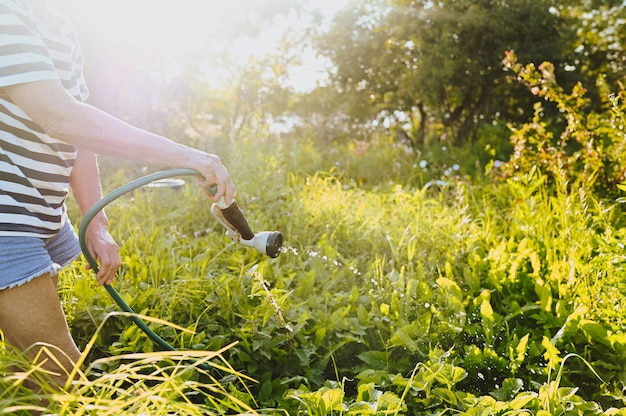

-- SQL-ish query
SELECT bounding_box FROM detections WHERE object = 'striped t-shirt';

[0,0,88,238]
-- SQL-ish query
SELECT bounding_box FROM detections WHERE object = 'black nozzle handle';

[209,184,255,240]
[219,201,255,240]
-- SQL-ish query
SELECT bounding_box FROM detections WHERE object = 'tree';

[558,1,626,108]
[311,0,593,148]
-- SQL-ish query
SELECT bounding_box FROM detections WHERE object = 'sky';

[59,0,351,92]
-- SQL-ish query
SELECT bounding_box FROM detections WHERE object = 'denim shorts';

[0,220,82,291]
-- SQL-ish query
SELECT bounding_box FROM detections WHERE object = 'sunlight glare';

[61,0,351,91]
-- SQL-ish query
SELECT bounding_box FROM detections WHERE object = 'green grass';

[1,315,259,415]
[2,128,626,414]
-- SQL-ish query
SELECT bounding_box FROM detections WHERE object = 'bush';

[497,51,626,200]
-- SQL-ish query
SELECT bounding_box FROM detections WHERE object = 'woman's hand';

[84,219,121,286]
[69,149,121,285]
[192,152,237,205]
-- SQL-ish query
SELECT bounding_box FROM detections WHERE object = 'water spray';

[78,168,283,368]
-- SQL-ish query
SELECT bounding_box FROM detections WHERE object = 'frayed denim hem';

[0,263,62,291]
[0,252,80,291]
[0,220,82,291]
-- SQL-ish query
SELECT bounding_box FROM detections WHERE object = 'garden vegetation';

[2,0,626,414]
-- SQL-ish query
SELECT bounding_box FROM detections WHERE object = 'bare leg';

[0,273,81,389]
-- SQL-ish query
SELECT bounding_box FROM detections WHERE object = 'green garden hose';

[78,168,202,355]
[79,167,283,372]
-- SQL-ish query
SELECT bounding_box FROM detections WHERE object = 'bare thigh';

[0,273,81,389]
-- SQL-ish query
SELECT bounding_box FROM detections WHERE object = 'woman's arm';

[2,79,236,204]
[70,149,120,285]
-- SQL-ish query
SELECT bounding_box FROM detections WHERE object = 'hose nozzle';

[210,196,282,258]
[238,230,283,258]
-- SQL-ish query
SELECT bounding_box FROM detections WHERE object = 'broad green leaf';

[432,387,458,405]
[508,391,538,410]
[515,333,530,365]
[357,351,389,370]
[580,320,610,346]
[321,388,345,411]
[541,337,562,371]
[347,402,376,415]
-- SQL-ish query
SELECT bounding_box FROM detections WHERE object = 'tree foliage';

[69,0,626,156]
[310,0,625,148]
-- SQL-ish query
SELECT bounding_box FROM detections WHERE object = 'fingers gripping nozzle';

[210,193,282,258]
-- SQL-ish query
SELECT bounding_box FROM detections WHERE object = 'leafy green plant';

[499,51,626,199]
[6,69,626,413]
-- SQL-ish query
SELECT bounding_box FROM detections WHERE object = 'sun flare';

[58,0,349,91]
[62,0,348,58]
